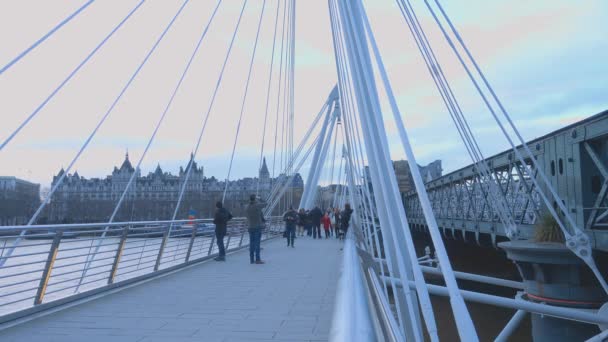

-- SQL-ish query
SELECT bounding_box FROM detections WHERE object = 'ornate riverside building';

[46,153,303,223]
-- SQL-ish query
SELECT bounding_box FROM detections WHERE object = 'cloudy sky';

[1,0,606,187]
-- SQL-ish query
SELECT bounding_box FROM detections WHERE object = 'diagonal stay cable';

[425,0,608,294]
[332,1,433,339]
[170,0,248,225]
[0,0,149,268]
[222,0,266,202]
[330,1,412,334]
[0,1,144,152]
[0,0,96,75]
[75,0,225,287]
[360,2,477,339]
[271,0,289,179]
[395,0,514,238]
[256,0,282,194]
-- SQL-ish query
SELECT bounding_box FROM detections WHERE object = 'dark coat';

[283,209,298,229]
[213,207,233,234]
[297,212,307,226]
[341,208,353,229]
[309,207,323,224]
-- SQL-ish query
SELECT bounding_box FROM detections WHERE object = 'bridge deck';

[0,237,342,342]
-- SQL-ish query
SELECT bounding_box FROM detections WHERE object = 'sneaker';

[214,257,225,262]
[255,260,265,264]
[291,245,295,248]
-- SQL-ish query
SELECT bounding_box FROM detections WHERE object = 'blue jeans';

[215,231,226,257]
[285,226,296,246]
[249,228,262,263]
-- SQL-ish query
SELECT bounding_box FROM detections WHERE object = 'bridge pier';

[500,240,606,341]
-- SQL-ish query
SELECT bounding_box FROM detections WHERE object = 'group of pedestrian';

[211,193,355,264]
[282,203,353,247]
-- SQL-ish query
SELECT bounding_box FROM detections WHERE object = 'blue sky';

[0,0,606,187]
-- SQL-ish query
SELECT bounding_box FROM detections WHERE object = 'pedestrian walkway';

[0,237,343,342]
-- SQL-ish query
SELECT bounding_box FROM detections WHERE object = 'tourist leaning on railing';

[213,201,233,262]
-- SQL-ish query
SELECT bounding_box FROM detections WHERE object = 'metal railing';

[0,217,283,321]
[330,228,405,342]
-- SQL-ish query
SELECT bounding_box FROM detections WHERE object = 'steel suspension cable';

[330,1,412,333]
[330,1,413,334]
[0,0,186,269]
[281,4,292,198]
[360,2,478,339]
[256,1,282,194]
[332,1,439,339]
[271,1,289,180]
[171,0,250,224]
[342,99,392,303]
[222,0,266,203]
[112,1,222,226]
[265,130,323,216]
[76,0,222,287]
[0,0,96,75]
[425,0,608,293]
[328,124,339,192]
[339,60,400,328]
[0,0,145,152]
[288,0,296,207]
[395,0,515,237]
[265,101,328,203]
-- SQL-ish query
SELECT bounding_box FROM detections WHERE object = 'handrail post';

[225,235,232,251]
[238,229,245,247]
[207,235,216,256]
[108,226,129,284]
[34,230,63,305]
[154,227,170,271]
[184,226,197,262]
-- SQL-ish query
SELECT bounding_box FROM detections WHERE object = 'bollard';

[500,240,606,341]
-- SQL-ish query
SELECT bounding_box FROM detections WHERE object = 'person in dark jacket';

[213,201,233,261]
[340,203,353,238]
[297,209,306,237]
[331,208,341,239]
[283,206,298,248]
[304,210,313,237]
[246,194,266,264]
[309,206,323,239]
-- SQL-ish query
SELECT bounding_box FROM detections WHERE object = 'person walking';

[341,203,353,238]
[213,201,233,261]
[297,209,306,237]
[322,211,332,239]
[283,206,298,248]
[331,208,340,239]
[310,206,323,239]
[246,194,266,264]
[304,210,313,237]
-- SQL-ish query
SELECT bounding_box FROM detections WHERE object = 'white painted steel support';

[331,0,450,339]
[359,3,480,339]
[384,276,608,326]
[300,99,334,209]
[419,265,524,290]
[303,105,339,210]
[330,2,424,339]
[494,310,527,342]
[329,230,375,342]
